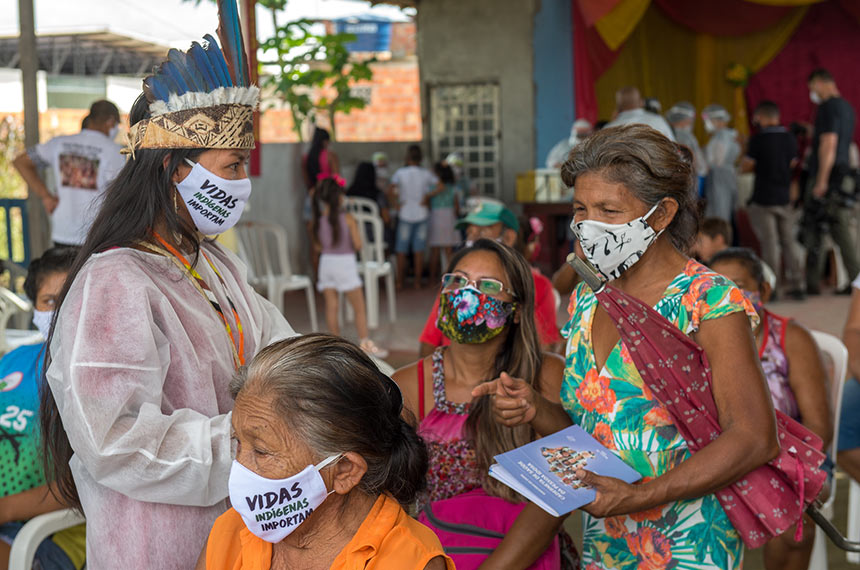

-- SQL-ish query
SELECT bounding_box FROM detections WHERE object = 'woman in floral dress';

[474,125,780,569]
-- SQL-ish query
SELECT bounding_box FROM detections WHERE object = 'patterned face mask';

[437,286,515,344]
[570,203,663,281]
[742,289,764,314]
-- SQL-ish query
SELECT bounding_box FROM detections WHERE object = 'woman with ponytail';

[200,334,453,570]
[393,239,579,569]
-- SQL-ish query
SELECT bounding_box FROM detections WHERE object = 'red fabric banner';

[653,0,794,36]
[746,1,860,143]
[578,0,623,27]
[573,0,620,123]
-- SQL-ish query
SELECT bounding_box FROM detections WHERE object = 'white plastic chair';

[234,222,318,332]
[809,330,849,569]
[8,508,85,570]
[344,196,381,219]
[0,287,32,354]
[350,210,396,330]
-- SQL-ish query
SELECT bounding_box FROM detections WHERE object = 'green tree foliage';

[185,0,374,141]
[259,3,374,141]
[0,116,26,198]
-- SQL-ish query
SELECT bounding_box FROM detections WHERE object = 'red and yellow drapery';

[572,0,860,138]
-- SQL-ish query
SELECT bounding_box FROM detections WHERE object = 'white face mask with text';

[571,203,663,281]
[175,159,252,235]
[228,454,341,543]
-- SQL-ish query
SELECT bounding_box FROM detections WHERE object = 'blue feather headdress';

[125,0,259,156]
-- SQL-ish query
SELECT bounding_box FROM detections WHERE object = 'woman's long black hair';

[305,127,330,188]
[39,93,207,509]
[346,161,378,200]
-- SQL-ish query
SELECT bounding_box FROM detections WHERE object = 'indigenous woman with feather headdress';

[39,3,296,568]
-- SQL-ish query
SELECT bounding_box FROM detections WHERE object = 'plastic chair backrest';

[344,196,380,218]
[0,287,31,354]
[351,210,385,266]
[235,222,295,281]
[8,509,85,569]
[810,330,848,462]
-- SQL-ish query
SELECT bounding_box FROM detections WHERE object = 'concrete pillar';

[18,0,50,259]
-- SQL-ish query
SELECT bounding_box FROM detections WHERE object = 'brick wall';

[259,59,421,143]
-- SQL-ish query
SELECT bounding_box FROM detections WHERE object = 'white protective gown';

[47,241,296,570]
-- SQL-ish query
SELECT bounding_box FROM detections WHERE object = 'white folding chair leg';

[9,509,85,570]
[386,270,396,322]
[365,272,379,330]
[810,526,828,570]
[849,479,860,563]
[304,284,318,332]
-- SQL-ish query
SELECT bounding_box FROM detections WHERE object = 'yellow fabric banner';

[594,0,652,51]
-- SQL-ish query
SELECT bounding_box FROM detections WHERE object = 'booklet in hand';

[489,424,642,517]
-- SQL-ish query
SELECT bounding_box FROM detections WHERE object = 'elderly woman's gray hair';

[561,124,698,252]
[230,333,428,505]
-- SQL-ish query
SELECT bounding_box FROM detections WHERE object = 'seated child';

[709,247,831,570]
[0,246,85,570]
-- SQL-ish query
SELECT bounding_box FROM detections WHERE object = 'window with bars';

[430,83,500,197]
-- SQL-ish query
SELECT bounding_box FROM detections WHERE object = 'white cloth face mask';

[32,309,53,339]
[703,118,716,134]
[809,90,822,105]
[571,203,663,281]
[176,159,252,235]
[228,454,341,543]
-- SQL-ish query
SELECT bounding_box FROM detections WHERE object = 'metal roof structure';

[0,30,169,76]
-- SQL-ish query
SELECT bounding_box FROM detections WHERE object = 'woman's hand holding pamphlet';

[489,424,641,516]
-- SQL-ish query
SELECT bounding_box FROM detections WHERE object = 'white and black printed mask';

[176,159,252,235]
[570,203,663,281]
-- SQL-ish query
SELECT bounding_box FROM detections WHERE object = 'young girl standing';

[313,176,388,358]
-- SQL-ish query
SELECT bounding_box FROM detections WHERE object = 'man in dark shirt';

[802,68,858,294]
[742,100,803,298]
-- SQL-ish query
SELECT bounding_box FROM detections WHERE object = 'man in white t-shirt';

[606,87,676,142]
[389,144,438,289]
[14,100,125,246]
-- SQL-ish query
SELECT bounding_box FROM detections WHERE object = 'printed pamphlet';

[489,424,642,516]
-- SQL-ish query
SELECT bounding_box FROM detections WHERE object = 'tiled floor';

[280,284,859,569]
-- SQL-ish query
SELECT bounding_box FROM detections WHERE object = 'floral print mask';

[742,289,764,315]
[437,286,515,344]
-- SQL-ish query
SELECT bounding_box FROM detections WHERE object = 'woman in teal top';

[473,124,779,570]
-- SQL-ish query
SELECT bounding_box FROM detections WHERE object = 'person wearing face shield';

[474,125,780,570]
[40,9,296,569]
[702,104,741,223]
[0,247,84,570]
[666,102,707,196]
[12,100,125,247]
[545,119,593,170]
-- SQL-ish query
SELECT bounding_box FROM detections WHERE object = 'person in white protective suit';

[545,118,593,169]
[702,104,742,223]
[40,7,296,569]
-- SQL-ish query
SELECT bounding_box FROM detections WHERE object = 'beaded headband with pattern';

[123,0,259,158]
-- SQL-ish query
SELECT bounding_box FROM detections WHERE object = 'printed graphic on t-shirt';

[59,153,100,190]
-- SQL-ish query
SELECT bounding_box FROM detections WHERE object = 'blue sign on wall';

[334,15,393,53]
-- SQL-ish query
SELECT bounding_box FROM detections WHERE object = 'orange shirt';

[205,494,454,570]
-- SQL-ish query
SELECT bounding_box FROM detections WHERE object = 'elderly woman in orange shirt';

[198,334,452,570]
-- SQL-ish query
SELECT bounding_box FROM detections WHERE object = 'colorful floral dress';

[561,259,757,570]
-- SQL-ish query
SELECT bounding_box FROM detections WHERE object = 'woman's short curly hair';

[561,124,699,251]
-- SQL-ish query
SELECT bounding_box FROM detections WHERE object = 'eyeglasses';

[441,273,516,298]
